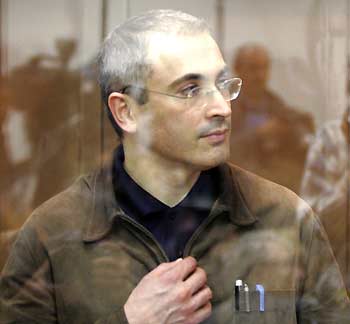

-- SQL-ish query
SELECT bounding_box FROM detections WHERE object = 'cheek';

[136,111,157,148]
[162,113,199,142]
[152,117,196,153]
[153,117,183,142]
[154,107,191,131]
[142,100,202,146]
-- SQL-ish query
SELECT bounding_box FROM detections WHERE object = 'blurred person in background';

[230,43,315,194]
[301,107,350,290]
[7,38,80,210]
[0,41,82,268]
[0,77,12,198]
[0,77,16,269]
[0,76,33,268]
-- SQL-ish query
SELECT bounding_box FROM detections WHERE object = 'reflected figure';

[230,43,315,194]
[0,78,12,194]
[0,77,34,228]
[301,107,350,287]
[0,78,19,269]
[0,42,82,268]
[7,38,80,211]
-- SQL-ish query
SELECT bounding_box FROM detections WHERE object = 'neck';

[123,145,200,207]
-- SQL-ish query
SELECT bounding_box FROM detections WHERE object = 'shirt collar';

[113,146,219,219]
[82,146,258,243]
[113,146,168,217]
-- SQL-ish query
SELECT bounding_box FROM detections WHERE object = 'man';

[230,44,314,194]
[0,9,349,324]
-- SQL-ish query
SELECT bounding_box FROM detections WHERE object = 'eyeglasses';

[122,77,242,108]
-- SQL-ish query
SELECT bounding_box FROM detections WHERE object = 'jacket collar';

[215,163,258,226]
[82,154,122,242]
[82,155,258,243]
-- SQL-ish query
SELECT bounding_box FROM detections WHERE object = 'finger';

[183,267,207,295]
[172,256,197,281]
[162,256,196,281]
[152,258,184,274]
[190,302,212,324]
[154,257,196,283]
[188,286,212,313]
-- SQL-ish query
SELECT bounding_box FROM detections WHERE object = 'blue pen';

[255,284,265,312]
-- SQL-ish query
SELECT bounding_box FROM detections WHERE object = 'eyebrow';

[167,73,204,90]
[167,65,230,90]
[217,65,230,78]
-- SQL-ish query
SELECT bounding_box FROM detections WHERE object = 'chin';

[196,148,230,170]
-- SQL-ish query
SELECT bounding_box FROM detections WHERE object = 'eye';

[178,84,201,98]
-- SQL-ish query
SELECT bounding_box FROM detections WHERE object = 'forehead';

[146,33,226,86]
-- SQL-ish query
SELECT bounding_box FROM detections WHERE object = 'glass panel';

[0,1,349,322]
[0,0,104,266]
[224,0,349,292]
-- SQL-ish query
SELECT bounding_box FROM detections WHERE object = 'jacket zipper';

[183,205,226,258]
[119,214,170,262]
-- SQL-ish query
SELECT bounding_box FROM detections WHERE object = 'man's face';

[134,33,232,171]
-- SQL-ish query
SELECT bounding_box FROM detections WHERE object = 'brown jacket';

[1,163,349,323]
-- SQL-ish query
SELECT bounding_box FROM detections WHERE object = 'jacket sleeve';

[95,307,129,324]
[0,222,130,324]
[297,210,350,323]
[0,223,57,323]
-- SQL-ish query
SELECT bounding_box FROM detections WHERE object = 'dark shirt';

[113,146,219,261]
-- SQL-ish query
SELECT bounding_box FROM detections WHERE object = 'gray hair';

[97,9,211,137]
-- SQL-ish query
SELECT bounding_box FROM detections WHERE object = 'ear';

[108,92,137,134]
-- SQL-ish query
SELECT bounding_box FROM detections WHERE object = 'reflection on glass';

[230,43,315,194]
[0,2,349,323]
[301,107,350,289]
[5,39,79,211]
[0,39,91,269]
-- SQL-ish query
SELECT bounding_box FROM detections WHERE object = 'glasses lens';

[228,78,242,100]
[187,78,242,108]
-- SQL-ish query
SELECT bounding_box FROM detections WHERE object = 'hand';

[124,257,212,324]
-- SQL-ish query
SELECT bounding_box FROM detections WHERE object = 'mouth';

[201,128,229,144]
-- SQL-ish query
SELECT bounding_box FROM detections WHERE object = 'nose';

[205,90,232,119]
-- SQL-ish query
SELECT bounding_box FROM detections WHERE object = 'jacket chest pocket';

[233,290,297,324]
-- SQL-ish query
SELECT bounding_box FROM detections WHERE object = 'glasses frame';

[121,77,242,106]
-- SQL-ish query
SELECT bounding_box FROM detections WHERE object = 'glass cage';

[0,0,349,316]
